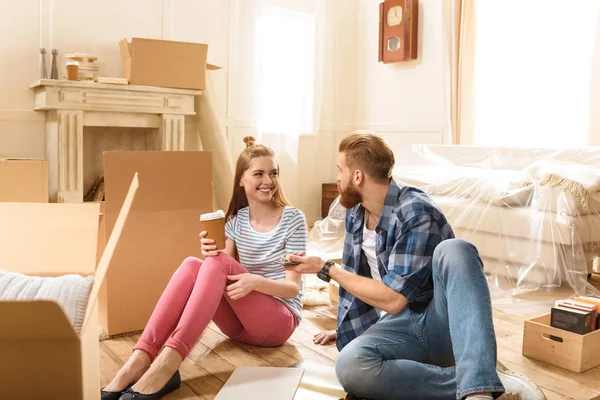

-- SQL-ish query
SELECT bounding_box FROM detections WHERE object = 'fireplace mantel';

[30,79,202,203]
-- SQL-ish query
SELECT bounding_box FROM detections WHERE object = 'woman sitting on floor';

[102,136,308,400]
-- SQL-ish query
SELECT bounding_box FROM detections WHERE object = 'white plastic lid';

[200,209,225,221]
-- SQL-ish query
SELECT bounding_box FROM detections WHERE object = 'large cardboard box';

[119,37,220,90]
[523,313,600,372]
[99,151,213,335]
[0,157,48,202]
[0,174,138,400]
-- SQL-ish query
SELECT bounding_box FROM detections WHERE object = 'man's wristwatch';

[317,260,334,282]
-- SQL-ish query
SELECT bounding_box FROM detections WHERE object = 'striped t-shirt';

[225,206,307,321]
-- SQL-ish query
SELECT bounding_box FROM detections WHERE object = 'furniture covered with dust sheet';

[308,145,600,296]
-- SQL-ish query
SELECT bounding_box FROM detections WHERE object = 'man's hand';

[284,254,326,275]
[313,330,336,345]
[226,273,262,300]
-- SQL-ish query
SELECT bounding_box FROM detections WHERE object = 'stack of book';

[550,296,600,334]
[64,52,99,82]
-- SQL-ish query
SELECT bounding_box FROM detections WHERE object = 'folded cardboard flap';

[82,173,139,332]
[0,202,99,277]
[118,38,132,81]
[0,301,78,340]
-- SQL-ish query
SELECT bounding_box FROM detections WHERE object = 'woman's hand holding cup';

[200,231,219,257]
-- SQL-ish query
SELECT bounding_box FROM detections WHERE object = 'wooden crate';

[522,313,600,372]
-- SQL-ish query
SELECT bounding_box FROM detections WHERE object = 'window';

[254,3,317,136]
[473,0,600,147]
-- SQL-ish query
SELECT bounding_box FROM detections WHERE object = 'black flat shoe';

[118,370,181,400]
[101,386,130,400]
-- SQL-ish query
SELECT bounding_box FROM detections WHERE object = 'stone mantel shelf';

[30,79,199,203]
[30,79,202,116]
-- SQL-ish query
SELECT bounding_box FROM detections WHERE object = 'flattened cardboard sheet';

[215,367,304,400]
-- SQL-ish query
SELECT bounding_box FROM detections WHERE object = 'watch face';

[386,5,403,26]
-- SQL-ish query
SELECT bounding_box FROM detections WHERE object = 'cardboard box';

[0,157,48,202]
[119,37,220,90]
[99,151,213,335]
[0,174,138,400]
[523,313,600,372]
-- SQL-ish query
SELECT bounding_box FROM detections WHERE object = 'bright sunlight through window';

[473,0,600,147]
[254,5,316,136]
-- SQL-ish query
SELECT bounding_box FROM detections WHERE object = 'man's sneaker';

[497,360,546,400]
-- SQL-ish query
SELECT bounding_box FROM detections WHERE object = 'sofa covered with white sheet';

[309,145,600,295]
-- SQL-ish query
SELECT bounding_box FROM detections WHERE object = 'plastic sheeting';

[308,145,600,315]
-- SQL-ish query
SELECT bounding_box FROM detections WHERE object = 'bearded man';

[287,132,545,400]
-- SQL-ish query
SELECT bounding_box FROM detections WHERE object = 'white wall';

[0,0,229,158]
[0,0,449,224]
[344,0,449,149]
[224,0,448,223]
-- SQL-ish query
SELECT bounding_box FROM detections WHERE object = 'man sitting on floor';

[287,132,545,400]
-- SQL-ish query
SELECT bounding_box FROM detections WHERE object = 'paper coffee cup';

[199,210,226,251]
[66,61,79,81]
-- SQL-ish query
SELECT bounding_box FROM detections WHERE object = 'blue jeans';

[335,239,505,400]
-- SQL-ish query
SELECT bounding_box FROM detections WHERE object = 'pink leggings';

[134,252,299,360]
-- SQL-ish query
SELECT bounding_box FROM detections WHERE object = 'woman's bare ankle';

[130,349,152,368]
[104,350,152,392]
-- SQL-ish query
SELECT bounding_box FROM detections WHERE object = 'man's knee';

[335,339,381,394]
[433,238,482,273]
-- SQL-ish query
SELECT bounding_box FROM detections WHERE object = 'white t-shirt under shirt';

[225,206,307,321]
[362,224,381,281]
[362,212,386,316]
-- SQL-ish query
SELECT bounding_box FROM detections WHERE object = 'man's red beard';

[338,180,362,209]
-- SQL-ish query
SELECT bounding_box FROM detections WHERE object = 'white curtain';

[472,0,600,147]
[243,0,329,139]
[442,0,476,145]
[231,0,332,213]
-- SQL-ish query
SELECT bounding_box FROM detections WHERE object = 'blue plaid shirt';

[336,179,455,351]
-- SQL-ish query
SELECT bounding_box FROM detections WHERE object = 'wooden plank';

[498,359,599,399]
[177,358,224,400]
[188,341,237,383]
[98,301,600,400]
[197,327,272,367]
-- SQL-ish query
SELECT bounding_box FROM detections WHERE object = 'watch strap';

[317,260,334,282]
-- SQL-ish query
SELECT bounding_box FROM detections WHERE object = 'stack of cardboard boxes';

[0,37,218,399]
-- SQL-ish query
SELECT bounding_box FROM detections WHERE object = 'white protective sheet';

[308,145,600,315]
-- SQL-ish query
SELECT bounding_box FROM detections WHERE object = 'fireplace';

[30,79,201,203]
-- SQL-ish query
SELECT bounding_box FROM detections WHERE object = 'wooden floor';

[100,297,600,400]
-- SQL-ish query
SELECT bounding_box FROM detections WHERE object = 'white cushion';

[430,195,600,245]
[0,270,94,334]
[393,165,534,207]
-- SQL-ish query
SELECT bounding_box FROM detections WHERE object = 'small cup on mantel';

[66,60,79,81]
[199,210,226,251]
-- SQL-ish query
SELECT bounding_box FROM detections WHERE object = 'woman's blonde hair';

[225,136,291,221]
